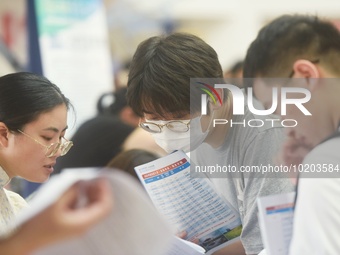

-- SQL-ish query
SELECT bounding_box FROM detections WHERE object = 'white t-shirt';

[0,166,28,236]
[289,137,340,255]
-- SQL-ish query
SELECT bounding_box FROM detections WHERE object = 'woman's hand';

[2,178,113,255]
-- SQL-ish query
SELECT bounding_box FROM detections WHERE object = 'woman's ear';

[0,122,10,147]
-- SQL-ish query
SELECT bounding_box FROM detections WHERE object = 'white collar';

[0,166,10,188]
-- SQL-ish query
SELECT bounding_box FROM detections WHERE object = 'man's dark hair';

[127,33,224,118]
[228,60,244,76]
[243,15,340,81]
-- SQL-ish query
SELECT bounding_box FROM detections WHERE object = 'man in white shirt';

[243,14,340,254]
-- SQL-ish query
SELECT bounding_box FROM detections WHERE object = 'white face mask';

[148,114,213,153]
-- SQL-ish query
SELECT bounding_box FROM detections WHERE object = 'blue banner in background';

[24,0,113,197]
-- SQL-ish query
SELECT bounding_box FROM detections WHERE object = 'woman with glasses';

[0,72,74,233]
[0,72,113,254]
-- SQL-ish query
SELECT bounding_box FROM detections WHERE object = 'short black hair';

[244,15,340,81]
[127,33,224,118]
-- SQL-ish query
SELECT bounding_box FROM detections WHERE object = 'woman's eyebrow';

[42,126,68,133]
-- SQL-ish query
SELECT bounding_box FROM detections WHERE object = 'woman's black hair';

[0,72,72,131]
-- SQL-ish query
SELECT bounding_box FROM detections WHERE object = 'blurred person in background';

[107,148,159,180]
[54,87,137,174]
[224,60,244,88]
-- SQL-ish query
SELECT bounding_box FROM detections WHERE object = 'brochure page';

[135,150,242,254]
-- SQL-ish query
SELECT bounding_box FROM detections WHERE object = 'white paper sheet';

[257,192,295,255]
[14,168,174,255]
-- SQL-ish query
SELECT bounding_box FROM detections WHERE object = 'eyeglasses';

[17,129,73,157]
[139,120,190,133]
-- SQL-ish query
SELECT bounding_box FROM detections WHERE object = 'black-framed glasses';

[139,120,190,133]
[17,129,73,157]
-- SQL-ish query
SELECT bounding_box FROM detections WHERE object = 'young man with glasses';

[126,33,294,255]
[243,14,340,254]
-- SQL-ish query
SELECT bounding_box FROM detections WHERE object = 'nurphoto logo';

[200,83,311,128]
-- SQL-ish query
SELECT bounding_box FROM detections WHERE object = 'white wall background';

[1,0,340,77]
[1,0,340,130]
[105,0,340,71]
[1,0,340,80]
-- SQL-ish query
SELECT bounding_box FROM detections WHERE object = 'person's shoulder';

[228,109,285,158]
[233,107,284,145]
[305,136,340,164]
[225,92,284,139]
[244,103,284,132]
[4,189,28,212]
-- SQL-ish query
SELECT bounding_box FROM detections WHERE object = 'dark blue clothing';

[54,115,134,174]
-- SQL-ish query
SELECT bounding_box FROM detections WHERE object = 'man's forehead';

[143,112,191,121]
